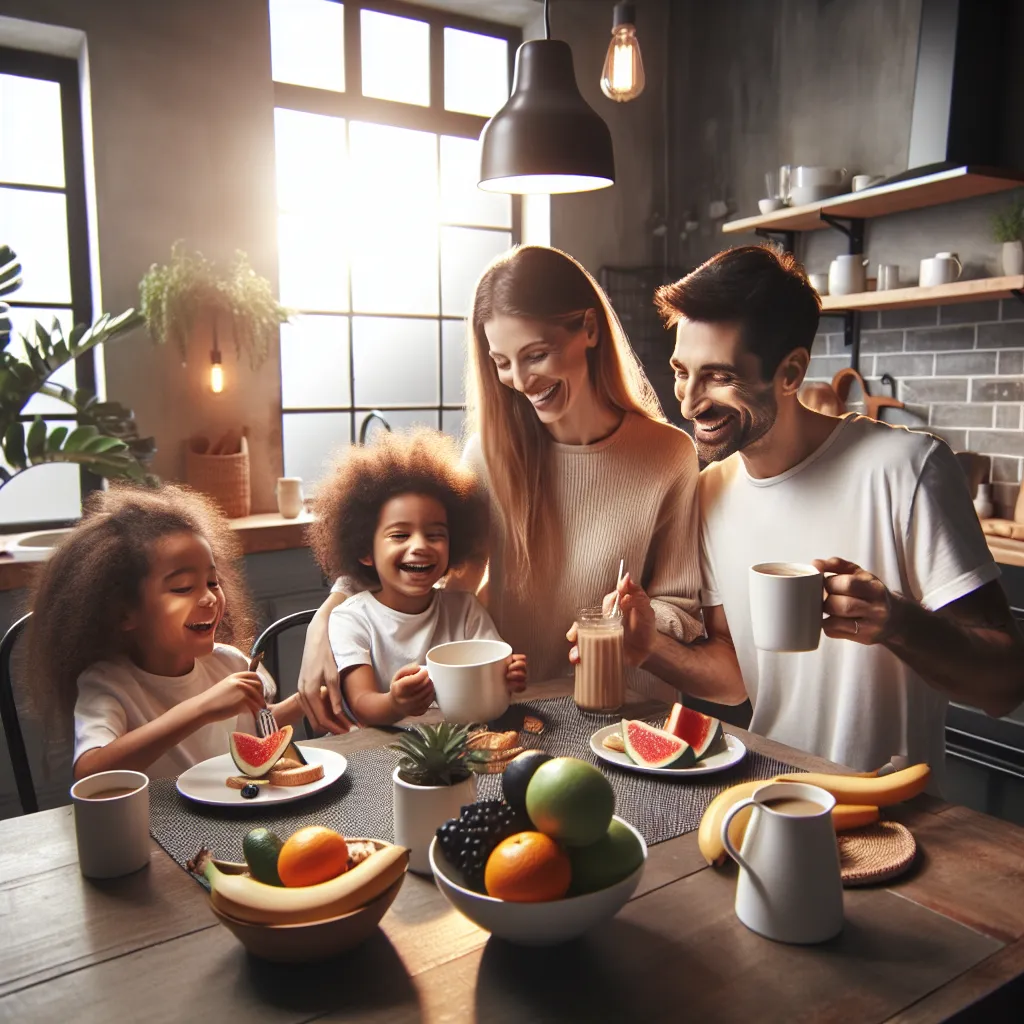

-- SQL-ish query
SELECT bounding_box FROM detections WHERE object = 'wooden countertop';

[2,679,1022,1022]
[0,511,315,592]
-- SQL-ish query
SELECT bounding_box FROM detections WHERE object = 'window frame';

[274,0,521,457]
[0,45,96,532]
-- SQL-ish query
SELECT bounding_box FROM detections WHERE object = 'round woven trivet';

[838,821,917,887]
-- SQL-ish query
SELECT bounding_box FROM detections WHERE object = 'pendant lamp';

[478,1,614,194]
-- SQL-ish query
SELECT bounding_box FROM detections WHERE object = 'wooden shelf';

[818,275,1024,313]
[722,166,1024,235]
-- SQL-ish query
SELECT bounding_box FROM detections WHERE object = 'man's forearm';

[641,632,748,705]
[884,595,1024,717]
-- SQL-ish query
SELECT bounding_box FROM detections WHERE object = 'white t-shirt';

[74,644,276,780]
[329,589,502,692]
[700,415,999,778]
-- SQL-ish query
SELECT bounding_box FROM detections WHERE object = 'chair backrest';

[250,610,318,736]
[0,613,37,815]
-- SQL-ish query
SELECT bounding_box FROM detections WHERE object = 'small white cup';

[749,562,823,653]
[426,639,512,724]
[70,770,150,879]
[275,477,304,519]
[851,173,884,192]
[919,252,962,288]
[877,263,900,290]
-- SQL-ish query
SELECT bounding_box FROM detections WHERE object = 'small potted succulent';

[391,723,476,875]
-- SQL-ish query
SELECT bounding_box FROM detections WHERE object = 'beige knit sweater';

[463,412,703,696]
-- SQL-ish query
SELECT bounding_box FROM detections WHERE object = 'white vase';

[1002,240,1024,276]
[973,483,994,520]
[392,766,476,875]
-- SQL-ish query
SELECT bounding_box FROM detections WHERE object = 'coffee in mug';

[70,770,150,879]
[574,606,625,713]
[749,562,823,652]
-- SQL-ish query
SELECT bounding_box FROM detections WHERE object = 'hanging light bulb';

[209,351,224,394]
[601,1,645,102]
[478,0,614,194]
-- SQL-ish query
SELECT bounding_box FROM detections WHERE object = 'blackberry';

[435,799,528,891]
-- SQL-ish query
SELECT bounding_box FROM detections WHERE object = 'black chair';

[249,609,319,737]
[0,613,37,815]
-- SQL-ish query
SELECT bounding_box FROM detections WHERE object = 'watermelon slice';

[621,720,695,769]
[664,703,727,761]
[230,726,293,778]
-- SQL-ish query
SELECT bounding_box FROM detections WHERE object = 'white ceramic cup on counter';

[426,639,512,724]
[919,252,962,288]
[275,477,304,518]
[70,770,151,879]
[749,562,823,653]
[721,781,844,944]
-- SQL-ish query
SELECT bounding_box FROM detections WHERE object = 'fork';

[249,651,278,738]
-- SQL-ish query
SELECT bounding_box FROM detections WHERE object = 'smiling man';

[617,245,1024,777]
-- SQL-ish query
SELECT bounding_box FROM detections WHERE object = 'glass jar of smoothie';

[573,606,625,714]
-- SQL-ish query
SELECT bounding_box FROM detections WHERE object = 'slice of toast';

[226,775,270,790]
[267,762,325,787]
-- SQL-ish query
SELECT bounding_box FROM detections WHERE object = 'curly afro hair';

[25,483,255,741]
[309,428,489,589]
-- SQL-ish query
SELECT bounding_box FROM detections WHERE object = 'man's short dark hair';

[655,245,821,380]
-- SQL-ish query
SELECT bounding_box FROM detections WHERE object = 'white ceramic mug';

[749,562,823,652]
[877,263,900,290]
[70,770,150,879]
[721,781,844,944]
[919,252,962,288]
[851,173,884,192]
[275,477,304,519]
[426,639,512,724]
[828,254,868,296]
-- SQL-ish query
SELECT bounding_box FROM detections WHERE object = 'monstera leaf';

[0,243,157,490]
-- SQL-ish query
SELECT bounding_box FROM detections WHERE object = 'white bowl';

[426,639,512,724]
[758,197,785,215]
[428,815,647,946]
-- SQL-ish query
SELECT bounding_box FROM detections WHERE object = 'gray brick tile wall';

[803,301,1024,517]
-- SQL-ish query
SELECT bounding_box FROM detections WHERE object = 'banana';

[194,840,409,925]
[772,763,930,807]
[697,781,888,866]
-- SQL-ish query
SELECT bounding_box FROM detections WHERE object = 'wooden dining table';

[2,679,1023,1023]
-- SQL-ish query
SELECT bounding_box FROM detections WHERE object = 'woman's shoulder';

[623,414,698,473]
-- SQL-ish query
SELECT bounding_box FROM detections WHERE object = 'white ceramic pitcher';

[721,781,844,944]
[828,254,868,296]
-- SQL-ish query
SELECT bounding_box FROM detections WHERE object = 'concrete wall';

[0,0,283,512]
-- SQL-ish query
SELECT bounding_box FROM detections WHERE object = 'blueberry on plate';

[240,784,260,799]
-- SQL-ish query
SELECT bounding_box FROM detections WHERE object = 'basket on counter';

[185,435,250,518]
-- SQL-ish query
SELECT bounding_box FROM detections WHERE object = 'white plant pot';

[1003,240,1024,276]
[392,766,476,875]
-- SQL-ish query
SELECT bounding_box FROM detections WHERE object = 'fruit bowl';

[428,815,646,946]
[210,874,404,963]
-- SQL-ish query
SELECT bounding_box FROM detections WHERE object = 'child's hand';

[197,672,266,724]
[505,653,527,693]
[389,664,435,718]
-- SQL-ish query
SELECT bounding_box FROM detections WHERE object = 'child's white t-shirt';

[329,589,502,692]
[73,644,276,779]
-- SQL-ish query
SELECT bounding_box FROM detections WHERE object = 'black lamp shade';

[478,40,615,194]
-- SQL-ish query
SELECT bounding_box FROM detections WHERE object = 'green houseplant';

[390,723,475,874]
[992,197,1024,276]
[0,244,156,492]
[138,242,290,368]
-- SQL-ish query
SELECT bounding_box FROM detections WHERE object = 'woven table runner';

[149,695,799,878]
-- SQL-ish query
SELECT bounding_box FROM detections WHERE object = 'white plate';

[590,725,746,777]
[175,746,347,807]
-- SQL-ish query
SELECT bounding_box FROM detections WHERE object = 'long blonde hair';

[465,245,663,592]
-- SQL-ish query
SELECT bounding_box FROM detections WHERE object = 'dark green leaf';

[63,425,99,451]
[82,436,127,454]
[25,417,46,460]
[46,425,68,451]
[2,422,25,470]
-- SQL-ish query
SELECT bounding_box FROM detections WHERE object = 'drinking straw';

[610,558,625,616]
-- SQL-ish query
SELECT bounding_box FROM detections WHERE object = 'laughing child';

[309,429,527,726]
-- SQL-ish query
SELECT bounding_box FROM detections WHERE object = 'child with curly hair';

[309,429,526,726]
[26,484,311,780]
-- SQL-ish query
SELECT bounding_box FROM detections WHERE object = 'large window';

[270,0,519,489]
[0,46,93,530]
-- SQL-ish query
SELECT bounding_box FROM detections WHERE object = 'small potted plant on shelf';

[992,196,1024,276]
[391,722,475,875]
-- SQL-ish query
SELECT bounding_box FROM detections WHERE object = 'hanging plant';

[138,242,291,369]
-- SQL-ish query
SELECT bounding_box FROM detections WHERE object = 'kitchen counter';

[0,511,315,591]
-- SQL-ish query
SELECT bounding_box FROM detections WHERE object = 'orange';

[277,826,349,887]
[484,831,572,902]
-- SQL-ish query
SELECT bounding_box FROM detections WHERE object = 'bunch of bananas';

[190,840,409,925]
[697,763,931,867]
